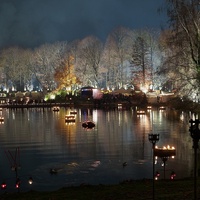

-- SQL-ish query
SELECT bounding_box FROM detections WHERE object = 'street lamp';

[189,119,200,200]
[148,133,159,200]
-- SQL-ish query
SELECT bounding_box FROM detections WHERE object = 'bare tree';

[161,0,200,96]
[0,47,33,91]
[33,42,68,92]
[0,27,163,95]
[107,27,132,89]
[100,34,119,90]
[75,36,103,87]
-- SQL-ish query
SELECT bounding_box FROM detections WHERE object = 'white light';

[28,177,33,185]
[50,94,55,99]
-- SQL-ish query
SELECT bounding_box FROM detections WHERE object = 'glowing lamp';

[154,146,176,158]
[155,171,160,180]
[15,178,20,189]
[1,182,6,189]
[50,94,55,100]
[170,171,176,180]
[28,177,33,185]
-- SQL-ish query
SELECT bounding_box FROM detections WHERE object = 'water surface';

[0,107,194,192]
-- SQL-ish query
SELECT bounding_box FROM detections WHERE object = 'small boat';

[136,110,146,115]
[70,111,77,115]
[65,115,75,123]
[159,106,166,110]
[118,103,123,110]
[52,107,60,112]
[0,116,4,122]
[147,106,152,110]
[82,121,95,129]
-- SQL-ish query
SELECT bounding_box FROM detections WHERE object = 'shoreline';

[0,101,167,110]
[0,178,198,200]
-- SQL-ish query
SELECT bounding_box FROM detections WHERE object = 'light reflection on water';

[0,107,194,192]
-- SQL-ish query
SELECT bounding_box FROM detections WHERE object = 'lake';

[0,107,195,192]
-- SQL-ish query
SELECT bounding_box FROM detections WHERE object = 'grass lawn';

[0,178,199,200]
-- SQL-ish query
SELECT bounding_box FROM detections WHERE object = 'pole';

[164,162,166,180]
[148,134,159,200]
[162,157,168,180]
[194,140,198,200]
[152,143,155,200]
[189,119,200,200]
[194,147,197,200]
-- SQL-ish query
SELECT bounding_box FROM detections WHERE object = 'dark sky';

[0,0,168,48]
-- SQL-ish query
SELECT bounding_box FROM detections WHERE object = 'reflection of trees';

[133,115,151,160]
[0,108,194,182]
[152,110,193,178]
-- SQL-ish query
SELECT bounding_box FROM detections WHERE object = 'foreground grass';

[0,178,199,200]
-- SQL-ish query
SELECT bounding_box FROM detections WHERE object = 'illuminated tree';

[100,34,119,89]
[75,36,103,87]
[160,0,200,96]
[107,27,132,89]
[0,47,33,91]
[0,28,163,95]
[54,55,80,93]
[130,30,161,91]
[131,36,151,90]
[33,42,68,92]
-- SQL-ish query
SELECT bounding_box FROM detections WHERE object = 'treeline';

[0,0,199,102]
[0,27,163,94]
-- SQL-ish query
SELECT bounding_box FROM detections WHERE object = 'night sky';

[0,0,168,48]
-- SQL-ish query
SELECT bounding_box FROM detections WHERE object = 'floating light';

[28,177,33,185]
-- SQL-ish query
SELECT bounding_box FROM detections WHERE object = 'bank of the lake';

[0,178,198,200]
[1,94,200,112]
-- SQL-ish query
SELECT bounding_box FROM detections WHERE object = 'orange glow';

[137,110,146,115]
[0,116,4,124]
[65,115,75,123]
[154,145,176,158]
